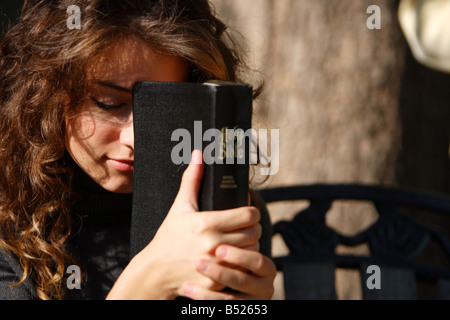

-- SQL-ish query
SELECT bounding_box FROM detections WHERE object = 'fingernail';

[216,246,228,259]
[196,260,209,273]
[191,150,203,165]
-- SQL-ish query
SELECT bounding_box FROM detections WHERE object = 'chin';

[102,179,134,194]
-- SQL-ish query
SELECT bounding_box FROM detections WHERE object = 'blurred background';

[2,0,450,300]
[211,0,450,300]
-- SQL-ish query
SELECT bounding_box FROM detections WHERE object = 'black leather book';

[130,80,253,257]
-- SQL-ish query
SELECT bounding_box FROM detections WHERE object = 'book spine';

[201,85,252,211]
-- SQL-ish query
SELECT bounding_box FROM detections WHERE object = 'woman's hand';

[107,150,275,300]
[182,245,276,300]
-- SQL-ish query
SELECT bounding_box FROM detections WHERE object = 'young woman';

[0,0,276,300]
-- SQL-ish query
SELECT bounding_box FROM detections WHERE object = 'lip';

[106,158,134,172]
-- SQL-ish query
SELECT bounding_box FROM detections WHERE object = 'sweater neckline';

[66,155,133,218]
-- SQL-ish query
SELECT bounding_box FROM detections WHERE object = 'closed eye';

[90,97,125,110]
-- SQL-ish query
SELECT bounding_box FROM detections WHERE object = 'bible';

[130,80,253,257]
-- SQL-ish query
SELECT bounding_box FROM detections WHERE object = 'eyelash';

[90,97,124,110]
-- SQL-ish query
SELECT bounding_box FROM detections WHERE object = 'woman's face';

[65,36,187,194]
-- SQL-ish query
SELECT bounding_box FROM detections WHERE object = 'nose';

[120,116,134,150]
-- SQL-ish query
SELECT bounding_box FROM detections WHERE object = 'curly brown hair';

[0,0,254,300]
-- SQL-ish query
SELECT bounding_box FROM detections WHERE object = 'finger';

[200,206,260,233]
[217,224,262,249]
[182,282,247,301]
[173,150,204,211]
[242,243,260,252]
[176,275,225,297]
[215,246,276,277]
[194,259,274,299]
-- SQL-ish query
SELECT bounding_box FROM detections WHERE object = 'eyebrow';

[94,80,133,93]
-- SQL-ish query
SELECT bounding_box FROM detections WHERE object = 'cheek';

[71,114,96,140]
[66,114,121,154]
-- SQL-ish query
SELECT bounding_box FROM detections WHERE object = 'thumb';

[173,149,204,212]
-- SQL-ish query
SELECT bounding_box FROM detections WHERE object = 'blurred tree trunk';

[212,0,450,300]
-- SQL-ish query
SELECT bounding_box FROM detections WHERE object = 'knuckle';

[264,284,275,299]
[246,224,262,244]
[245,243,260,252]
[195,214,214,233]
[242,207,260,225]
[214,266,226,282]
[203,234,220,253]
[203,278,222,292]
[254,223,262,240]
[255,254,267,272]
[237,273,249,288]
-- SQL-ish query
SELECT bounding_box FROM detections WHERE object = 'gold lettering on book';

[218,126,246,162]
[220,175,238,189]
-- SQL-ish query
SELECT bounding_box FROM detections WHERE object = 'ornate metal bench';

[259,184,450,300]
